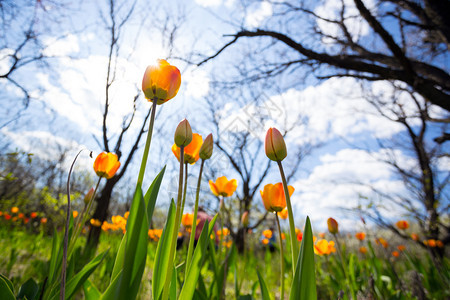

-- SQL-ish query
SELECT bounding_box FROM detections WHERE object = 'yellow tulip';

[260,183,294,213]
[142,59,181,104]
[93,152,120,179]
[209,176,237,197]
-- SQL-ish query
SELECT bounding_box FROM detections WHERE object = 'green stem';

[334,234,356,300]
[275,213,285,300]
[185,159,204,279]
[181,163,188,216]
[162,146,184,300]
[277,160,298,275]
[137,99,157,185]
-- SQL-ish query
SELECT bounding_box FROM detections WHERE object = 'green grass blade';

[152,199,176,300]
[0,275,15,300]
[256,268,271,300]
[110,231,127,284]
[83,280,101,300]
[289,216,317,300]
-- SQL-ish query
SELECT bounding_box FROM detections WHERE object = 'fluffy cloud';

[245,1,273,28]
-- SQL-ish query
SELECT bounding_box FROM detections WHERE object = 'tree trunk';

[84,177,118,258]
[234,227,246,254]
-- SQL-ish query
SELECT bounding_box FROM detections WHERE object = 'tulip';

[396,220,409,230]
[262,238,269,245]
[209,176,238,197]
[4,213,11,220]
[359,246,367,254]
[172,133,202,165]
[314,239,336,255]
[11,207,19,214]
[174,119,193,147]
[397,245,406,251]
[181,213,194,228]
[391,251,400,257]
[355,232,366,241]
[73,211,79,218]
[84,187,95,205]
[199,134,214,160]
[375,237,388,248]
[30,212,37,219]
[327,217,339,235]
[262,229,273,239]
[411,233,419,241]
[40,218,48,224]
[278,207,288,220]
[142,59,181,104]
[260,183,294,213]
[265,128,287,161]
[93,152,121,179]
[90,218,102,227]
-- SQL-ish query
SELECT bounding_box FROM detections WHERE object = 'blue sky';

[1,0,448,231]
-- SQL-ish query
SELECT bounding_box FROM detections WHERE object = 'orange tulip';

[295,228,303,241]
[209,176,237,197]
[0,211,2,217]
[90,218,102,227]
[395,220,409,230]
[281,233,286,240]
[262,238,269,245]
[260,183,294,213]
[375,237,388,248]
[241,211,249,227]
[262,229,273,239]
[18,213,24,219]
[424,239,436,247]
[319,232,325,238]
[124,211,130,219]
[391,251,400,257]
[278,208,288,220]
[216,228,230,236]
[93,152,121,179]
[181,213,194,228]
[4,214,11,220]
[11,207,19,213]
[436,240,444,248]
[40,218,48,224]
[172,133,203,165]
[355,232,366,241]
[359,246,368,254]
[411,233,419,241]
[327,218,339,234]
[314,239,336,255]
[73,211,79,218]
[265,127,287,161]
[397,245,406,251]
[30,212,38,218]
[142,59,181,104]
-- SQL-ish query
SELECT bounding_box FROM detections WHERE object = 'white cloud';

[183,68,210,99]
[194,0,223,8]
[43,34,80,56]
[245,1,273,28]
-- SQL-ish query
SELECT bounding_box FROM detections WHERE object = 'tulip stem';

[185,159,204,279]
[137,99,157,185]
[162,146,184,300]
[275,213,285,300]
[277,160,298,275]
[181,163,188,215]
[334,234,356,300]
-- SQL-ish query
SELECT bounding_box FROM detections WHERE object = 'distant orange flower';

[327,218,339,234]
[124,211,129,219]
[411,233,419,241]
[18,213,24,219]
[375,237,388,248]
[319,232,325,238]
[216,228,230,237]
[281,233,286,240]
[142,59,181,104]
[11,207,19,214]
[396,220,409,230]
[30,212,37,219]
[424,239,436,247]
[209,176,238,197]
[314,239,336,255]
[181,213,194,228]
[278,208,288,220]
[359,246,368,254]
[4,213,11,220]
[262,229,273,239]
[90,218,102,227]
[12,217,18,222]
[223,240,233,248]
[73,211,79,218]
[172,133,203,165]
[262,238,269,245]
[355,232,366,241]
[93,152,120,179]
[397,245,406,251]
[40,218,48,224]
[24,217,30,224]
[0,211,3,217]
[392,251,400,257]
[295,228,303,242]
[260,183,294,213]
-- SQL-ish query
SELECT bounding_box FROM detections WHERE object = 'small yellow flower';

[90,218,102,227]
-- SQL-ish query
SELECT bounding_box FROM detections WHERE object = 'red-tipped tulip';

[327,217,339,234]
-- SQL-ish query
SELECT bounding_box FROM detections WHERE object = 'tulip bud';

[327,217,339,235]
[174,119,193,147]
[241,211,249,227]
[265,128,287,161]
[84,187,95,205]
[199,133,214,160]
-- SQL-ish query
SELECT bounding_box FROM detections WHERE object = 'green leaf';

[17,278,39,300]
[179,216,217,300]
[0,275,15,300]
[109,232,127,284]
[83,280,101,300]
[256,269,271,300]
[289,216,317,300]
[47,228,62,285]
[152,199,176,300]
[144,166,166,227]
[170,265,177,300]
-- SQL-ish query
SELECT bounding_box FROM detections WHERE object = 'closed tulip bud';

[199,133,213,160]
[142,59,181,104]
[265,128,287,161]
[241,211,249,227]
[84,187,95,205]
[327,217,339,234]
[174,119,193,147]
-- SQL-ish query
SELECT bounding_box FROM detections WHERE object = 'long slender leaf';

[109,231,127,284]
[0,275,15,300]
[144,166,166,226]
[17,278,39,300]
[256,269,271,300]
[289,216,317,300]
[0,274,13,293]
[152,199,176,300]
[83,280,101,300]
